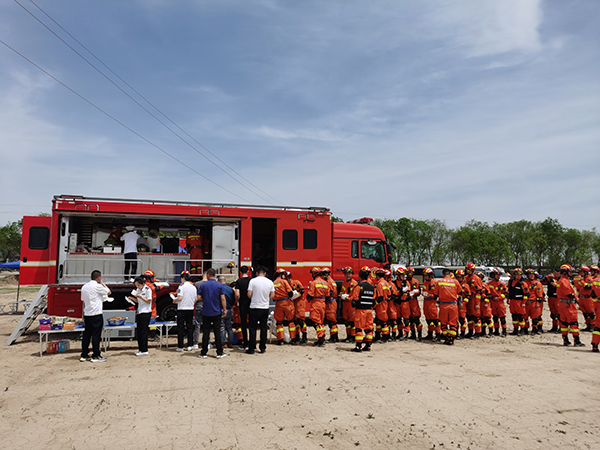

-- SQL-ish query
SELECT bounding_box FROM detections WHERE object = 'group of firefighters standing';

[236,263,600,353]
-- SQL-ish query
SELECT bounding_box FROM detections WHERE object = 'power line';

[0,38,252,203]
[18,0,283,206]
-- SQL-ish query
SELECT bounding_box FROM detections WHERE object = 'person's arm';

[96,280,111,296]
[139,287,153,304]
[220,294,227,317]
[269,283,275,300]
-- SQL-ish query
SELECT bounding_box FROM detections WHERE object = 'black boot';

[501,329,507,337]
[493,328,500,337]
[300,332,308,344]
[362,343,372,352]
[409,330,416,340]
[522,328,529,335]
[398,332,407,341]
[432,333,441,343]
[465,330,473,339]
[510,328,519,336]
[423,331,433,341]
[592,343,599,353]
[351,343,362,352]
[328,333,338,343]
[373,331,381,342]
[485,328,492,338]
[416,330,422,342]
[574,336,585,347]
[549,325,558,333]
[458,329,466,340]
[563,336,571,346]
[313,336,326,347]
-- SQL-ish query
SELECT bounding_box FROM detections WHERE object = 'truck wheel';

[157,299,178,322]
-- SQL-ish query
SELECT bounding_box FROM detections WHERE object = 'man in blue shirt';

[197,268,227,358]
[218,276,235,348]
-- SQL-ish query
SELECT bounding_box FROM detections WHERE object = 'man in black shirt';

[234,266,252,350]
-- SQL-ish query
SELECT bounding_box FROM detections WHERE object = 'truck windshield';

[361,240,385,263]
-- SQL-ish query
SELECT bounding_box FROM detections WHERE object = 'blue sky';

[1,0,598,230]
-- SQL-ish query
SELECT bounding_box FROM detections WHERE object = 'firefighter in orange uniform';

[477,271,493,338]
[422,268,440,341]
[465,263,483,339]
[487,268,508,337]
[557,264,585,347]
[524,269,544,335]
[288,271,307,344]
[340,267,358,343]
[307,268,329,347]
[320,268,339,342]
[393,267,411,341]
[273,269,296,345]
[574,266,595,332]
[142,269,165,340]
[589,265,600,352]
[385,270,400,340]
[433,268,462,345]
[374,268,391,342]
[454,269,470,339]
[507,268,527,336]
[186,228,204,275]
[542,269,561,333]
[351,268,376,352]
[405,267,423,341]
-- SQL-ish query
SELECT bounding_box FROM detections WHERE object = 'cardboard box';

[39,324,51,331]
[63,322,76,330]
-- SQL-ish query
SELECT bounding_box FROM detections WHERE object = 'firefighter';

[557,264,585,347]
[350,268,376,352]
[393,267,411,341]
[320,268,339,342]
[186,228,204,275]
[574,266,595,332]
[487,268,508,337]
[434,268,462,345]
[422,267,440,341]
[589,265,600,352]
[542,269,561,333]
[454,269,470,339]
[340,267,358,343]
[288,271,307,344]
[306,268,329,346]
[385,270,400,341]
[476,271,493,338]
[273,269,296,345]
[142,269,163,340]
[524,269,544,335]
[508,268,527,336]
[465,263,483,339]
[405,267,423,341]
[374,268,391,342]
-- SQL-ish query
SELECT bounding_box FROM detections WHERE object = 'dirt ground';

[0,278,599,450]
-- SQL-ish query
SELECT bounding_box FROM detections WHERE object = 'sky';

[1,0,599,230]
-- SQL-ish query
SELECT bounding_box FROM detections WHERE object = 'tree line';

[374,217,600,271]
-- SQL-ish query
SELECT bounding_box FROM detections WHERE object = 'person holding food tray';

[127,276,153,356]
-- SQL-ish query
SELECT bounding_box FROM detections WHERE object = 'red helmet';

[286,271,292,278]
[476,271,485,278]
[180,270,190,276]
[384,269,392,277]
[513,268,523,275]
[227,262,235,268]
[395,267,405,276]
[376,268,385,275]
[361,266,371,272]
[321,267,331,274]
[490,268,500,276]
[560,264,573,272]
[406,266,414,273]
[275,268,287,275]
[525,268,535,275]
[341,266,354,273]
[310,267,321,274]
[591,265,600,272]
[143,270,155,277]
[455,269,465,276]
[423,267,434,275]
[466,262,476,271]
[580,265,590,273]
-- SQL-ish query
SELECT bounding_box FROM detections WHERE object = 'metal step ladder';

[5,285,49,346]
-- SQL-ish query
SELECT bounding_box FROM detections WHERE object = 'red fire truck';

[19,195,392,320]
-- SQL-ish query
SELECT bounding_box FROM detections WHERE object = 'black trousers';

[239,300,250,345]
[82,314,103,358]
[202,314,223,356]
[136,312,151,352]
[249,308,269,352]
[177,309,194,348]
[124,252,137,278]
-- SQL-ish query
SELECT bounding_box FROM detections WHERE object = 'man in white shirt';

[120,225,138,281]
[173,271,197,351]
[246,266,274,354]
[81,270,111,362]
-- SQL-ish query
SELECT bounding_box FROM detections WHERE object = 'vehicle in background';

[19,196,393,319]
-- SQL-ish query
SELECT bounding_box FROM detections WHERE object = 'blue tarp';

[0,261,19,270]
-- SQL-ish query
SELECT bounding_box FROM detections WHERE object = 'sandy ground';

[0,277,599,450]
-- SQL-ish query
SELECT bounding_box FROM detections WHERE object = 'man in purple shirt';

[197,268,227,358]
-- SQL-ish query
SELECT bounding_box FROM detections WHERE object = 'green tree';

[0,220,22,262]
